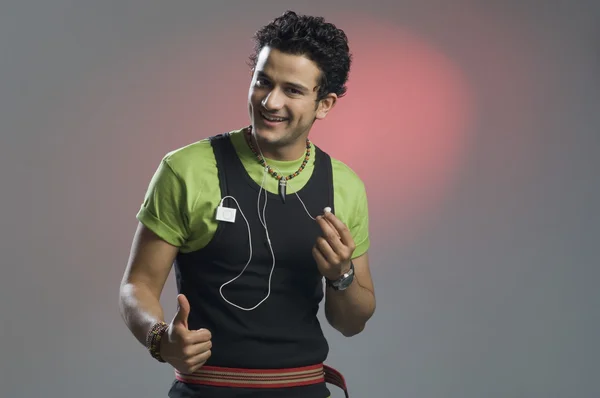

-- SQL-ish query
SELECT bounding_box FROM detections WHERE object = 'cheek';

[296,106,317,122]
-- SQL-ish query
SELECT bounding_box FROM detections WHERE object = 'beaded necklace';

[245,126,311,203]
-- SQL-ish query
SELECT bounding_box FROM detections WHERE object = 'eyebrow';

[257,71,311,93]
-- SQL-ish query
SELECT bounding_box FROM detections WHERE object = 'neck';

[258,142,306,162]
[245,126,311,203]
[246,127,309,162]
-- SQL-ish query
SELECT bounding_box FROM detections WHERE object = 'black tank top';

[169,133,335,398]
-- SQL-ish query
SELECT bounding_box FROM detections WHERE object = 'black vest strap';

[173,132,337,398]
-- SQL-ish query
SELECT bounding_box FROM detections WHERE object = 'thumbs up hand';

[160,294,212,373]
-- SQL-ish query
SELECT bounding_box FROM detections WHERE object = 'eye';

[286,87,302,95]
[256,78,271,88]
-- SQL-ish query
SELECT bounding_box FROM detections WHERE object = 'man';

[119,10,375,398]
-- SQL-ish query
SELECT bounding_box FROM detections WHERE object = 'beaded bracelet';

[146,321,169,362]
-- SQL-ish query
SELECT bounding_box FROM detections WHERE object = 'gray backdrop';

[1,1,599,397]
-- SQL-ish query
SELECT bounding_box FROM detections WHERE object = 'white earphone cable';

[218,131,320,310]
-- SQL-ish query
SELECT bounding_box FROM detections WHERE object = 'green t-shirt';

[137,128,370,258]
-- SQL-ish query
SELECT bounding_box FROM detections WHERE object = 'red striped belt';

[175,363,349,397]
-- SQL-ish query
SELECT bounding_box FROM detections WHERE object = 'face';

[248,46,336,160]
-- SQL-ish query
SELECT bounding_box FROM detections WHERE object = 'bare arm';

[119,222,212,372]
[324,252,376,337]
[119,222,179,346]
[312,211,376,337]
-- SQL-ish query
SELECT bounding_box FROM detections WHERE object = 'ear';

[315,93,338,120]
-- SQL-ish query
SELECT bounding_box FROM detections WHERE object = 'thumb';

[172,294,190,330]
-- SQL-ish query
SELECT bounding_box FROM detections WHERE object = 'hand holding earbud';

[160,294,212,373]
[312,208,356,281]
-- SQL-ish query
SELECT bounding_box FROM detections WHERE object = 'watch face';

[335,271,354,290]
[328,263,355,290]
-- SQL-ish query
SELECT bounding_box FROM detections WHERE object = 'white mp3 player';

[216,206,237,223]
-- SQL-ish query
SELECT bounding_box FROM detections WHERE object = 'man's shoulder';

[162,138,214,171]
[160,129,242,175]
[328,154,366,191]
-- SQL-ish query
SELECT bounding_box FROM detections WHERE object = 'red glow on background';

[312,14,474,244]
[120,13,474,247]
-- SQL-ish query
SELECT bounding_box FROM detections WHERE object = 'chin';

[253,124,286,144]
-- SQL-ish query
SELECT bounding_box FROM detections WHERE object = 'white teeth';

[261,112,286,122]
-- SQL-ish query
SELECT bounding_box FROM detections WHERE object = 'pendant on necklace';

[279,178,287,203]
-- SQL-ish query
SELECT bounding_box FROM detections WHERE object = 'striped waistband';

[175,363,349,397]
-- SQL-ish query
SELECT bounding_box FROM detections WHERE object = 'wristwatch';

[325,262,355,291]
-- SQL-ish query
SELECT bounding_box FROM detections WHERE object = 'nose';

[261,88,284,111]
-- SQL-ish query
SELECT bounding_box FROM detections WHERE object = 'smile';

[260,111,287,122]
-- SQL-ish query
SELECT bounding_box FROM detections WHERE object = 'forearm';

[324,277,375,337]
[119,282,165,346]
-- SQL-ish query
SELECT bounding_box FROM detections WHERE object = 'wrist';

[146,321,169,362]
[325,262,355,291]
[324,262,351,281]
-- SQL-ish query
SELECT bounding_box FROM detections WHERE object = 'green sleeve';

[136,158,190,247]
[331,158,371,259]
[350,181,370,259]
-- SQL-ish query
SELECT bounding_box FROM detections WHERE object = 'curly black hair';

[249,11,352,100]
